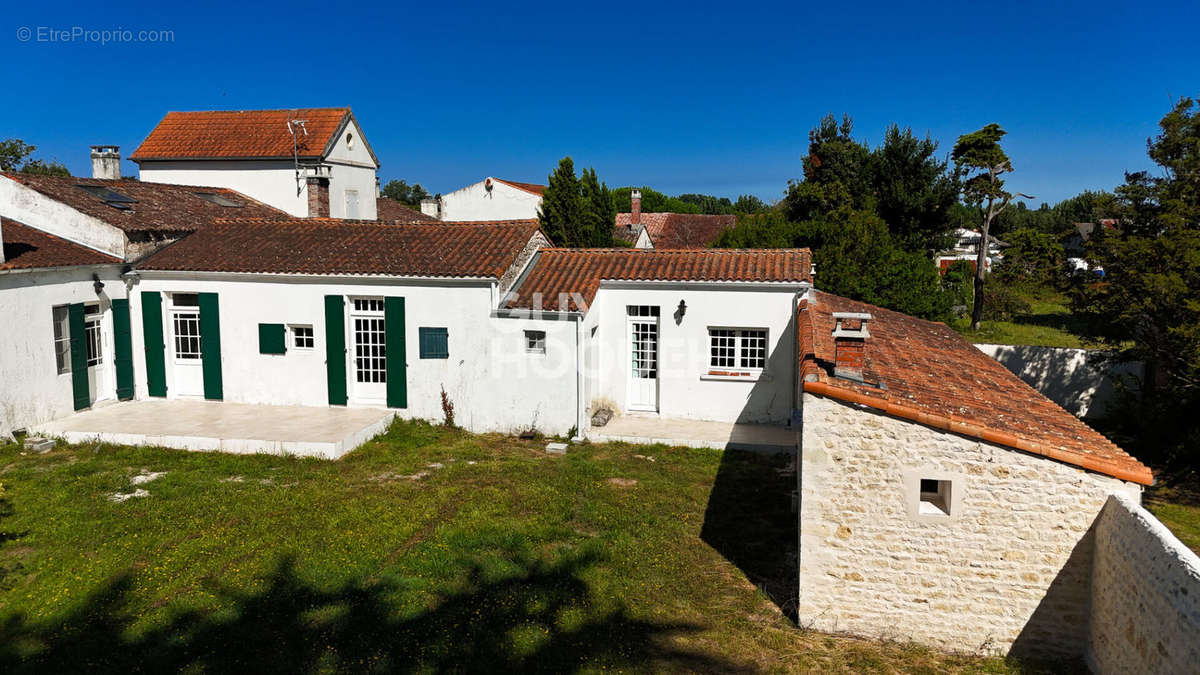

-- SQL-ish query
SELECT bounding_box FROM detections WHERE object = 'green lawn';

[954,292,1093,348]
[0,422,1027,673]
[1145,484,1200,556]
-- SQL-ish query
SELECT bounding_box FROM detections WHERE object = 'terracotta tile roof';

[614,212,737,248]
[376,197,438,223]
[797,290,1153,486]
[2,173,287,235]
[1,217,121,271]
[131,108,354,161]
[493,178,545,196]
[506,248,812,311]
[138,218,542,279]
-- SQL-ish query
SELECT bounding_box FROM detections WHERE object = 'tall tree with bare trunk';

[952,124,1032,330]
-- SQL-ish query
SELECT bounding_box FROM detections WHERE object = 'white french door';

[83,304,107,404]
[351,298,387,402]
[627,306,660,412]
[170,293,204,397]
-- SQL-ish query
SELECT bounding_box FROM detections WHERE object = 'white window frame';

[703,327,768,380]
[290,324,315,350]
[84,304,103,367]
[525,329,547,355]
[52,305,71,375]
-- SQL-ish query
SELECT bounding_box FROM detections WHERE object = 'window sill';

[700,370,770,382]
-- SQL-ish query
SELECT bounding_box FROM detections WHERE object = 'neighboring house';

[132,108,381,220]
[795,290,1152,659]
[376,197,437,223]
[936,227,1007,274]
[425,177,545,222]
[613,189,737,248]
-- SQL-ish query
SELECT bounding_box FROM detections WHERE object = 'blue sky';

[2,0,1196,205]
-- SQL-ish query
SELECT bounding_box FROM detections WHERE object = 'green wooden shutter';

[258,323,287,354]
[68,303,90,411]
[385,297,407,409]
[112,298,135,400]
[324,295,347,405]
[198,292,223,400]
[141,291,167,397]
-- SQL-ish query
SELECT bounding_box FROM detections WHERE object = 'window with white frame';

[291,325,314,349]
[525,330,546,354]
[52,305,70,374]
[84,304,103,367]
[709,328,767,370]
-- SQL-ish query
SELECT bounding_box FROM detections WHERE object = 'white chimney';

[90,145,120,180]
[630,189,642,230]
[420,197,441,220]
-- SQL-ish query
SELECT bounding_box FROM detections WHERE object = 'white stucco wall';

[324,119,378,220]
[1087,493,1200,674]
[976,343,1142,418]
[0,176,128,258]
[139,160,307,216]
[439,180,542,222]
[129,274,578,435]
[0,266,127,437]
[798,392,1142,659]
[586,283,802,424]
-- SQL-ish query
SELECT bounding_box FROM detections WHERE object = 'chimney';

[831,311,872,382]
[630,189,642,230]
[90,145,120,180]
[307,176,330,218]
[420,197,441,220]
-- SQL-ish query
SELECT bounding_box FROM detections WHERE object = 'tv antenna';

[288,115,309,196]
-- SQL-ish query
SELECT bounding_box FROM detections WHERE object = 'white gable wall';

[324,119,379,220]
[0,177,128,258]
[439,180,542,222]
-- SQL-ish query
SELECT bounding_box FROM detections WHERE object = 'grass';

[954,291,1094,349]
[1145,483,1200,556]
[0,421,1031,673]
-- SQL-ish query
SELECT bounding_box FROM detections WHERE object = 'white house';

[425,177,545,222]
[133,108,380,220]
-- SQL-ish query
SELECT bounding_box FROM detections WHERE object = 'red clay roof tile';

[138,218,542,279]
[798,290,1153,485]
[376,197,438,223]
[614,212,737,248]
[1,218,121,270]
[131,108,352,161]
[492,178,545,196]
[506,248,812,311]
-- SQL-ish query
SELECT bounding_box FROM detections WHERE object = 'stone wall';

[1087,493,1200,674]
[798,392,1142,658]
[975,344,1141,418]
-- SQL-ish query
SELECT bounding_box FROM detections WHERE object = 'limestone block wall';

[798,392,1141,658]
[1087,493,1200,674]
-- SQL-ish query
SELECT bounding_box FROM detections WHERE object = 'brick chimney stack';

[630,189,642,230]
[831,311,872,382]
[305,165,332,218]
[90,145,121,180]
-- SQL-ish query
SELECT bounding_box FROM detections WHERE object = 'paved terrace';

[33,400,395,459]
[589,415,796,453]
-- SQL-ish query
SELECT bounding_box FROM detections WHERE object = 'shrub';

[981,282,1032,321]
[440,386,456,428]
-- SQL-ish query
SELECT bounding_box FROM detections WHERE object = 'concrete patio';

[33,400,396,459]
[588,414,796,453]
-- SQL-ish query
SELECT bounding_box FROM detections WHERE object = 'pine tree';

[538,157,585,246]
[580,168,615,246]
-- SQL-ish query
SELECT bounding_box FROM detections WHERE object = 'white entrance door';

[350,298,387,402]
[627,306,660,412]
[169,293,204,397]
[83,303,107,404]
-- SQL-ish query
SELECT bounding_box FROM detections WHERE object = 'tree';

[870,125,960,251]
[783,114,873,222]
[733,194,768,213]
[1072,97,1200,467]
[580,168,616,247]
[0,138,69,176]
[610,186,702,214]
[538,157,587,247]
[380,179,430,208]
[995,228,1065,286]
[952,124,1032,330]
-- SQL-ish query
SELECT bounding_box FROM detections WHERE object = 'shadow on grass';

[0,552,745,673]
[699,450,798,623]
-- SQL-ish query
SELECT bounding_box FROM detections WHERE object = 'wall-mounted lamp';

[92,273,105,295]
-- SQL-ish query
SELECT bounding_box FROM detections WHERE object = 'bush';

[981,282,1032,321]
